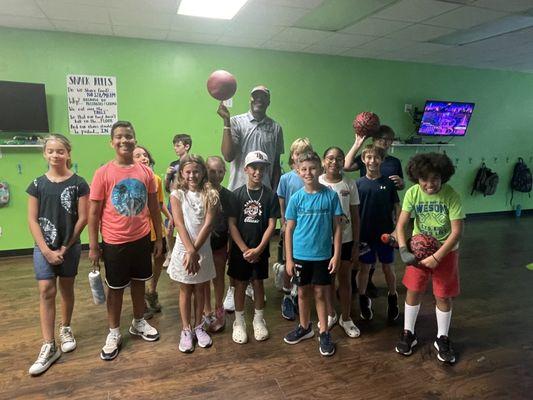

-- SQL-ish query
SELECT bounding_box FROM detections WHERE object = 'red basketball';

[353,112,380,138]
[207,70,237,101]
[408,234,441,261]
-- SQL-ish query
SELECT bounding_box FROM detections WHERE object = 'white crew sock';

[254,308,264,322]
[110,327,120,335]
[436,306,452,338]
[235,310,245,325]
[404,303,421,333]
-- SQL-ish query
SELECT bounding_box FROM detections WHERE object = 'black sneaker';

[395,330,418,356]
[366,268,378,298]
[281,295,296,321]
[434,335,456,364]
[318,331,336,356]
[284,323,314,344]
[359,294,373,320]
[387,293,399,322]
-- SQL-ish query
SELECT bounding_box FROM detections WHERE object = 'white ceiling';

[1,0,533,73]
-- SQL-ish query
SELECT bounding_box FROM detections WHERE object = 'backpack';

[510,157,532,205]
[471,163,499,196]
[0,181,9,207]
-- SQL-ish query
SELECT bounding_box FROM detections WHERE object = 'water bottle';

[381,233,399,248]
[515,204,522,218]
[89,269,106,305]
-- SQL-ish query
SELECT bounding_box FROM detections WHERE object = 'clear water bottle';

[89,269,106,305]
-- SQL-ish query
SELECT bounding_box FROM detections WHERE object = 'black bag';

[471,163,499,196]
[510,157,532,205]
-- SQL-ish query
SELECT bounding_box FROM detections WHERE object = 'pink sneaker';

[179,329,194,353]
[209,307,226,333]
[195,324,213,348]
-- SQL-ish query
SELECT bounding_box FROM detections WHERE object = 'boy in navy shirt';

[356,145,400,322]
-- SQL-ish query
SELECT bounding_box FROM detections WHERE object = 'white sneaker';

[232,321,248,344]
[339,317,361,338]
[245,283,254,300]
[29,342,61,376]
[245,283,267,303]
[129,319,160,342]
[317,312,338,331]
[253,318,269,341]
[273,263,285,290]
[59,326,77,353]
[223,286,235,312]
[101,331,122,361]
[162,251,171,267]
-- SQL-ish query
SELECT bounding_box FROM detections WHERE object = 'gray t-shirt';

[228,111,284,191]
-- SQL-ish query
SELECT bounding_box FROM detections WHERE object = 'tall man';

[217,85,284,191]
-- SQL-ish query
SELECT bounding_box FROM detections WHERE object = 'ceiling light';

[432,15,533,46]
[177,0,248,20]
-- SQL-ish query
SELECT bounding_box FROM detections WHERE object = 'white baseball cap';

[250,85,270,97]
[245,150,270,167]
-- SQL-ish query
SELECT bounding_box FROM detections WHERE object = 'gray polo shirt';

[228,111,284,191]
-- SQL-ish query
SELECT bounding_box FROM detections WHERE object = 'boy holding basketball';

[395,153,464,364]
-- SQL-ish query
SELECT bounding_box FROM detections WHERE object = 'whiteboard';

[67,75,118,135]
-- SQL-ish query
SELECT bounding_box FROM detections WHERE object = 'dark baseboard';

[0,243,90,258]
[1,210,531,258]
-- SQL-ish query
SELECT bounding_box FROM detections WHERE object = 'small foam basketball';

[207,70,237,101]
[353,112,380,138]
[408,234,441,261]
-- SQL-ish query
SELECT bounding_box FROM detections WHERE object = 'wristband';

[432,254,440,263]
[223,126,231,130]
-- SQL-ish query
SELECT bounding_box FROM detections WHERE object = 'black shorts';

[150,237,168,254]
[332,241,354,262]
[102,234,153,289]
[210,231,229,252]
[293,259,331,286]
[227,247,269,282]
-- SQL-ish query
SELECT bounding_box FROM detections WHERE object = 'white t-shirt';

[319,175,360,243]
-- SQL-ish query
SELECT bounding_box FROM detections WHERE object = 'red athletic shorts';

[402,250,460,298]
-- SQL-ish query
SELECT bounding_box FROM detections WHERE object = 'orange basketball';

[207,70,237,101]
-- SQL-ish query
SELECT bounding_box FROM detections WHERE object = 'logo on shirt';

[39,217,57,246]
[340,189,350,197]
[112,178,147,216]
[60,186,78,215]
[243,199,262,224]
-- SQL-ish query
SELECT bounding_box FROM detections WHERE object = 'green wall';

[1,27,532,251]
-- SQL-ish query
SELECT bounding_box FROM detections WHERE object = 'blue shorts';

[33,244,81,280]
[359,241,394,265]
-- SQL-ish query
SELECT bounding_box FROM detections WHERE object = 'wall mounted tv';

[0,80,49,133]
[418,100,475,136]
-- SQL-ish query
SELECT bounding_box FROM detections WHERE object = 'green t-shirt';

[402,183,465,243]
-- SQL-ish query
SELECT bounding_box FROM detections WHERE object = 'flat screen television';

[0,80,49,133]
[418,100,474,136]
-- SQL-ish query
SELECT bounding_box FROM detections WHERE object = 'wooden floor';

[1,216,533,400]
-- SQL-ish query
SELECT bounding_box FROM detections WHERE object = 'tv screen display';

[418,100,474,136]
[0,81,49,133]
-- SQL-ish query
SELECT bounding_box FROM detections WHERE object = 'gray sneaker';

[101,331,122,361]
[29,342,61,375]
[129,319,160,341]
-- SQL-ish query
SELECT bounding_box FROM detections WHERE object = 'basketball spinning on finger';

[207,70,237,101]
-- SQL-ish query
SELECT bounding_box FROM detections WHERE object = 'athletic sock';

[133,318,143,326]
[235,311,245,325]
[110,327,120,335]
[254,308,264,322]
[404,303,421,333]
[436,306,452,338]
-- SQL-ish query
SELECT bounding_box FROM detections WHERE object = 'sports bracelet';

[432,254,440,263]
